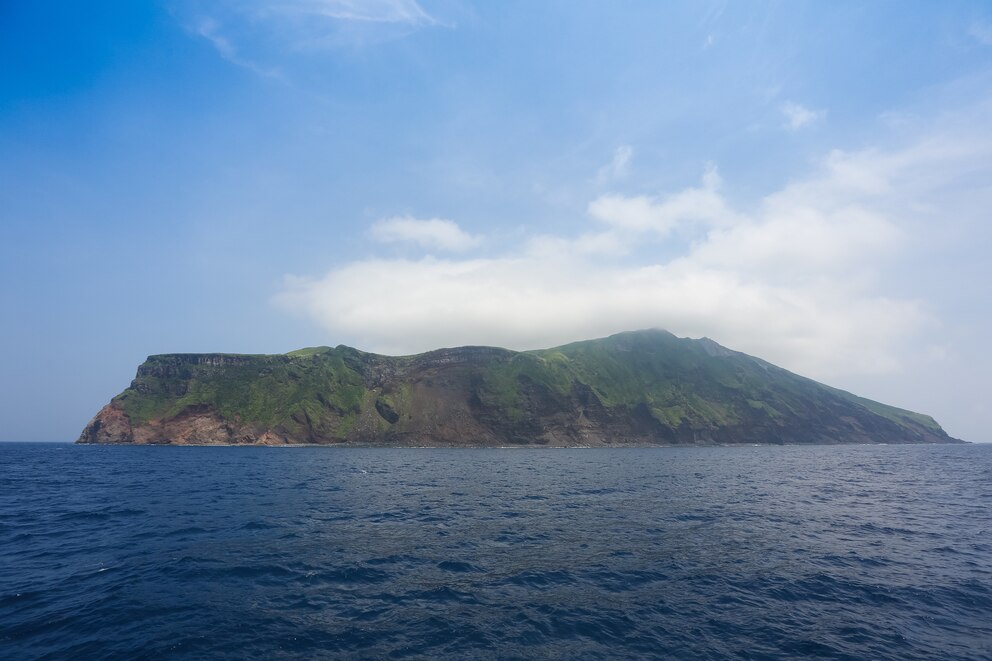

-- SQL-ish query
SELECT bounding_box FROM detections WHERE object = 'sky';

[2,0,992,442]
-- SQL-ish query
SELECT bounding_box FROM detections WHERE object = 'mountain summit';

[77,330,960,446]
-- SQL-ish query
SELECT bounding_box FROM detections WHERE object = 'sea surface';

[1,443,990,660]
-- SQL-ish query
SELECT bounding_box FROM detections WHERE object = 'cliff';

[77,329,961,446]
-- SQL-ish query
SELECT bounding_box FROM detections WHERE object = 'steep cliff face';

[77,330,962,446]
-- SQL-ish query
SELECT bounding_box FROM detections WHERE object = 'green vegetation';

[115,349,367,438]
[824,386,944,433]
[97,328,955,445]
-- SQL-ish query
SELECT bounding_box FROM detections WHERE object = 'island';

[77,329,961,446]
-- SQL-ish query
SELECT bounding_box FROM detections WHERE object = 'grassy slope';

[823,386,944,433]
[115,349,367,437]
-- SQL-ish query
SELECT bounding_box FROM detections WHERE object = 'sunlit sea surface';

[1,443,990,659]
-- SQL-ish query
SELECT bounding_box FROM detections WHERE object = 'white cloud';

[781,101,826,130]
[275,103,992,384]
[369,216,482,252]
[276,253,924,376]
[588,164,740,234]
[524,231,629,258]
[595,145,633,183]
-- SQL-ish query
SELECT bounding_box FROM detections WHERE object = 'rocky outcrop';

[78,404,135,445]
[76,330,963,446]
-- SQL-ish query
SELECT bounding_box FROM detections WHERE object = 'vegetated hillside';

[77,329,960,446]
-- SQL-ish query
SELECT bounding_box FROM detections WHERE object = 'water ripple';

[1,443,991,659]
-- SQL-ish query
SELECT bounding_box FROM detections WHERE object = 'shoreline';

[66,439,970,448]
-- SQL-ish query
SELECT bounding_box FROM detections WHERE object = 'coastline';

[71,438,969,448]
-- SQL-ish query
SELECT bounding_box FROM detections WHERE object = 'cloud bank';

[276,105,992,382]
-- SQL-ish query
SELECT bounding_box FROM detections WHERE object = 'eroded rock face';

[135,354,280,379]
[78,404,134,444]
[131,404,238,445]
[76,330,963,446]
[79,403,304,446]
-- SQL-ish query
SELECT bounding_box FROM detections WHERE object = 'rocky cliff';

[77,329,961,446]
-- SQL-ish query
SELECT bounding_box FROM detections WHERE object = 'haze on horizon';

[1,1,991,443]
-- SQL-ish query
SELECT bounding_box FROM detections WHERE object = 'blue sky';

[2,0,992,442]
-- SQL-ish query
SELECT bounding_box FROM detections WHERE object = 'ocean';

[1,442,990,659]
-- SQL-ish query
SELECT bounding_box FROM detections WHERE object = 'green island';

[77,329,960,446]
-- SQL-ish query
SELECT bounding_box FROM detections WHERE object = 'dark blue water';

[1,443,990,659]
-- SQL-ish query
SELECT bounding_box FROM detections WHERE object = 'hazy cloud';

[369,216,482,252]
[191,16,283,77]
[523,231,629,258]
[781,101,826,130]
[595,145,633,183]
[276,253,923,377]
[968,21,992,46]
